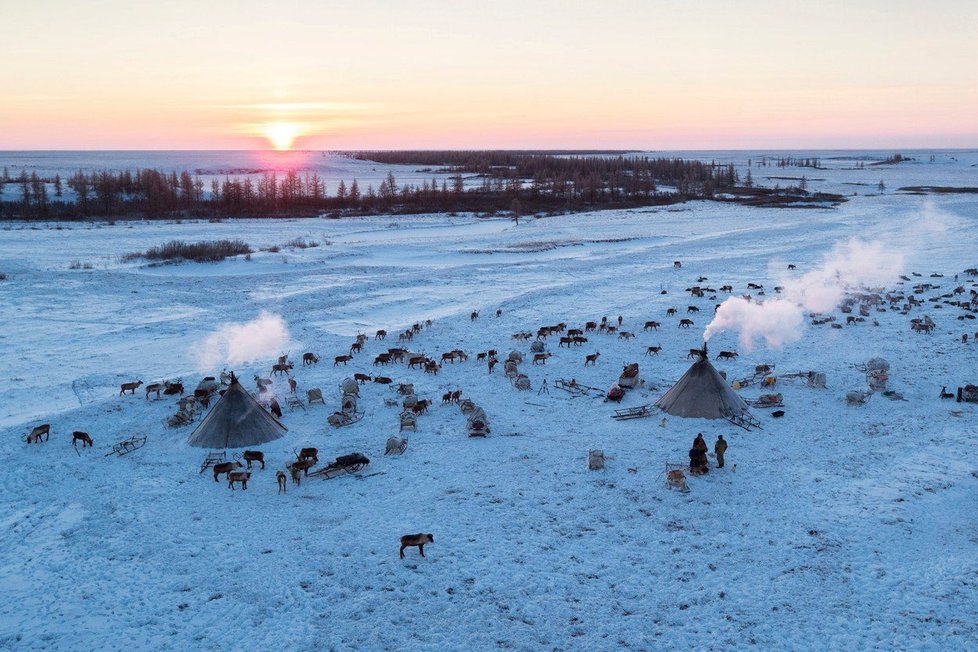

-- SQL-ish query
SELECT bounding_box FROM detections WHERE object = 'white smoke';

[704,238,904,352]
[198,311,291,371]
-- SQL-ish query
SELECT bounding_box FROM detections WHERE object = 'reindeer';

[287,377,297,394]
[400,533,434,559]
[666,308,678,317]
[373,376,393,385]
[374,353,392,366]
[716,351,738,360]
[687,306,700,313]
[532,352,552,365]
[297,447,318,464]
[559,336,574,347]
[720,285,733,292]
[688,348,704,359]
[646,345,662,356]
[350,341,364,355]
[227,470,251,490]
[470,310,479,321]
[243,450,265,469]
[643,321,660,331]
[163,381,184,395]
[412,399,431,415]
[679,319,694,328]
[487,357,498,374]
[334,355,353,366]
[584,321,597,332]
[408,355,427,369]
[441,351,458,364]
[144,383,164,399]
[375,329,387,340]
[26,423,50,443]
[398,331,413,343]
[353,373,372,385]
[290,458,316,479]
[496,308,503,317]
[119,380,143,396]
[276,470,287,493]
[606,326,618,335]
[302,352,319,365]
[442,391,454,405]
[787,264,797,270]
[584,352,601,366]
[71,431,93,447]
[450,389,462,403]
[289,464,303,486]
[272,362,293,375]
[424,360,440,374]
[674,260,682,268]
[212,460,243,482]
[572,336,588,346]
[618,331,635,340]
[254,376,273,393]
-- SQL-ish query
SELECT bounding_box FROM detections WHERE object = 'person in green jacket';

[714,435,728,468]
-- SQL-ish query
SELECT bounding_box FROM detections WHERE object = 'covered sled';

[618,363,641,390]
[507,351,523,363]
[468,407,490,437]
[530,340,546,354]
[504,359,520,378]
[400,411,418,432]
[341,377,360,397]
[514,374,532,391]
[328,410,363,427]
[606,383,625,403]
[341,392,359,414]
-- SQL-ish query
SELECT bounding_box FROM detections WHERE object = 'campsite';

[1,151,978,649]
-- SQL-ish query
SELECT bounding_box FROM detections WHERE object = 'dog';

[400,533,434,559]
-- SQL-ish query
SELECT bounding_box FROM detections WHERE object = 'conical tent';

[187,378,288,448]
[655,356,759,430]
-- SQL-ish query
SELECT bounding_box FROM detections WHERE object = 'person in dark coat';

[693,433,708,452]
[269,397,283,418]
[689,447,709,475]
[714,435,728,468]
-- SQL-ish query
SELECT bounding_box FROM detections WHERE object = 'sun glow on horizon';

[262,122,302,150]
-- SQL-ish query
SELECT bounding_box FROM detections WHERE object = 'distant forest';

[0,152,842,221]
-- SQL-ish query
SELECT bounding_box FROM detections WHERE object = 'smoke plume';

[704,238,904,352]
[198,311,291,370]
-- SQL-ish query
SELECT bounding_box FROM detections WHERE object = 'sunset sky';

[2,0,977,150]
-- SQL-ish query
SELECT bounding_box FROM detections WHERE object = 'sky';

[1,0,977,150]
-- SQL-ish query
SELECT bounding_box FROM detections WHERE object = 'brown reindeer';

[533,352,552,365]
[119,380,143,395]
[290,458,316,478]
[450,389,462,403]
[289,464,303,486]
[400,533,434,559]
[373,376,393,385]
[212,460,243,482]
[408,355,427,369]
[354,373,372,384]
[375,329,387,340]
[423,360,440,374]
[350,341,363,354]
[584,321,597,332]
[442,391,453,404]
[298,447,318,464]
[679,319,694,328]
[618,331,635,340]
[27,423,50,443]
[412,399,431,415]
[687,306,700,313]
[227,470,251,490]
[374,353,392,365]
[644,321,660,331]
[572,336,588,346]
[398,330,414,342]
[559,336,573,347]
[243,450,265,469]
[255,376,273,392]
[288,377,297,393]
[585,352,601,366]
[144,383,164,399]
[71,431,93,447]
[334,355,353,366]
[271,362,293,376]
[646,345,662,356]
[487,357,498,374]
[666,308,678,317]
[276,470,287,493]
[302,352,319,365]
[688,348,704,359]
[716,351,738,360]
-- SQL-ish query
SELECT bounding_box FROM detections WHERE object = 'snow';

[1,151,977,650]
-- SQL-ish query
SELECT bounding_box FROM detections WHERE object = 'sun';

[262,122,302,150]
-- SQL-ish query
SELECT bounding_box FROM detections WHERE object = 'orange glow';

[262,122,302,150]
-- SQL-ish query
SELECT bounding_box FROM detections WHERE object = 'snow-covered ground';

[1,152,977,650]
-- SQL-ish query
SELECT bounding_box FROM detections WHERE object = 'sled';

[725,410,761,431]
[328,411,364,428]
[612,404,653,420]
[555,378,604,397]
[285,396,305,412]
[197,449,225,472]
[308,453,370,479]
[307,388,325,405]
[105,435,148,457]
[745,394,784,409]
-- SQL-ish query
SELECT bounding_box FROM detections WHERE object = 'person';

[715,435,728,468]
[689,446,708,475]
[693,433,708,452]
[269,397,282,418]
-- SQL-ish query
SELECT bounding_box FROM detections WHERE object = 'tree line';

[0,153,742,221]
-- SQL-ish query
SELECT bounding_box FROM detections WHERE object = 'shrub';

[284,237,319,249]
[124,239,252,263]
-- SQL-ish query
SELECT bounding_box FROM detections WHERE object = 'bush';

[123,239,252,263]
[69,261,93,270]
[0,272,7,281]
[284,237,319,249]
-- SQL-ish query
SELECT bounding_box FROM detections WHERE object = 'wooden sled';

[105,435,148,457]
[745,394,784,409]
[285,396,306,412]
[308,453,370,479]
[197,449,225,472]
[328,411,364,428]
[555,379,604,397]
[612,404,653,420]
